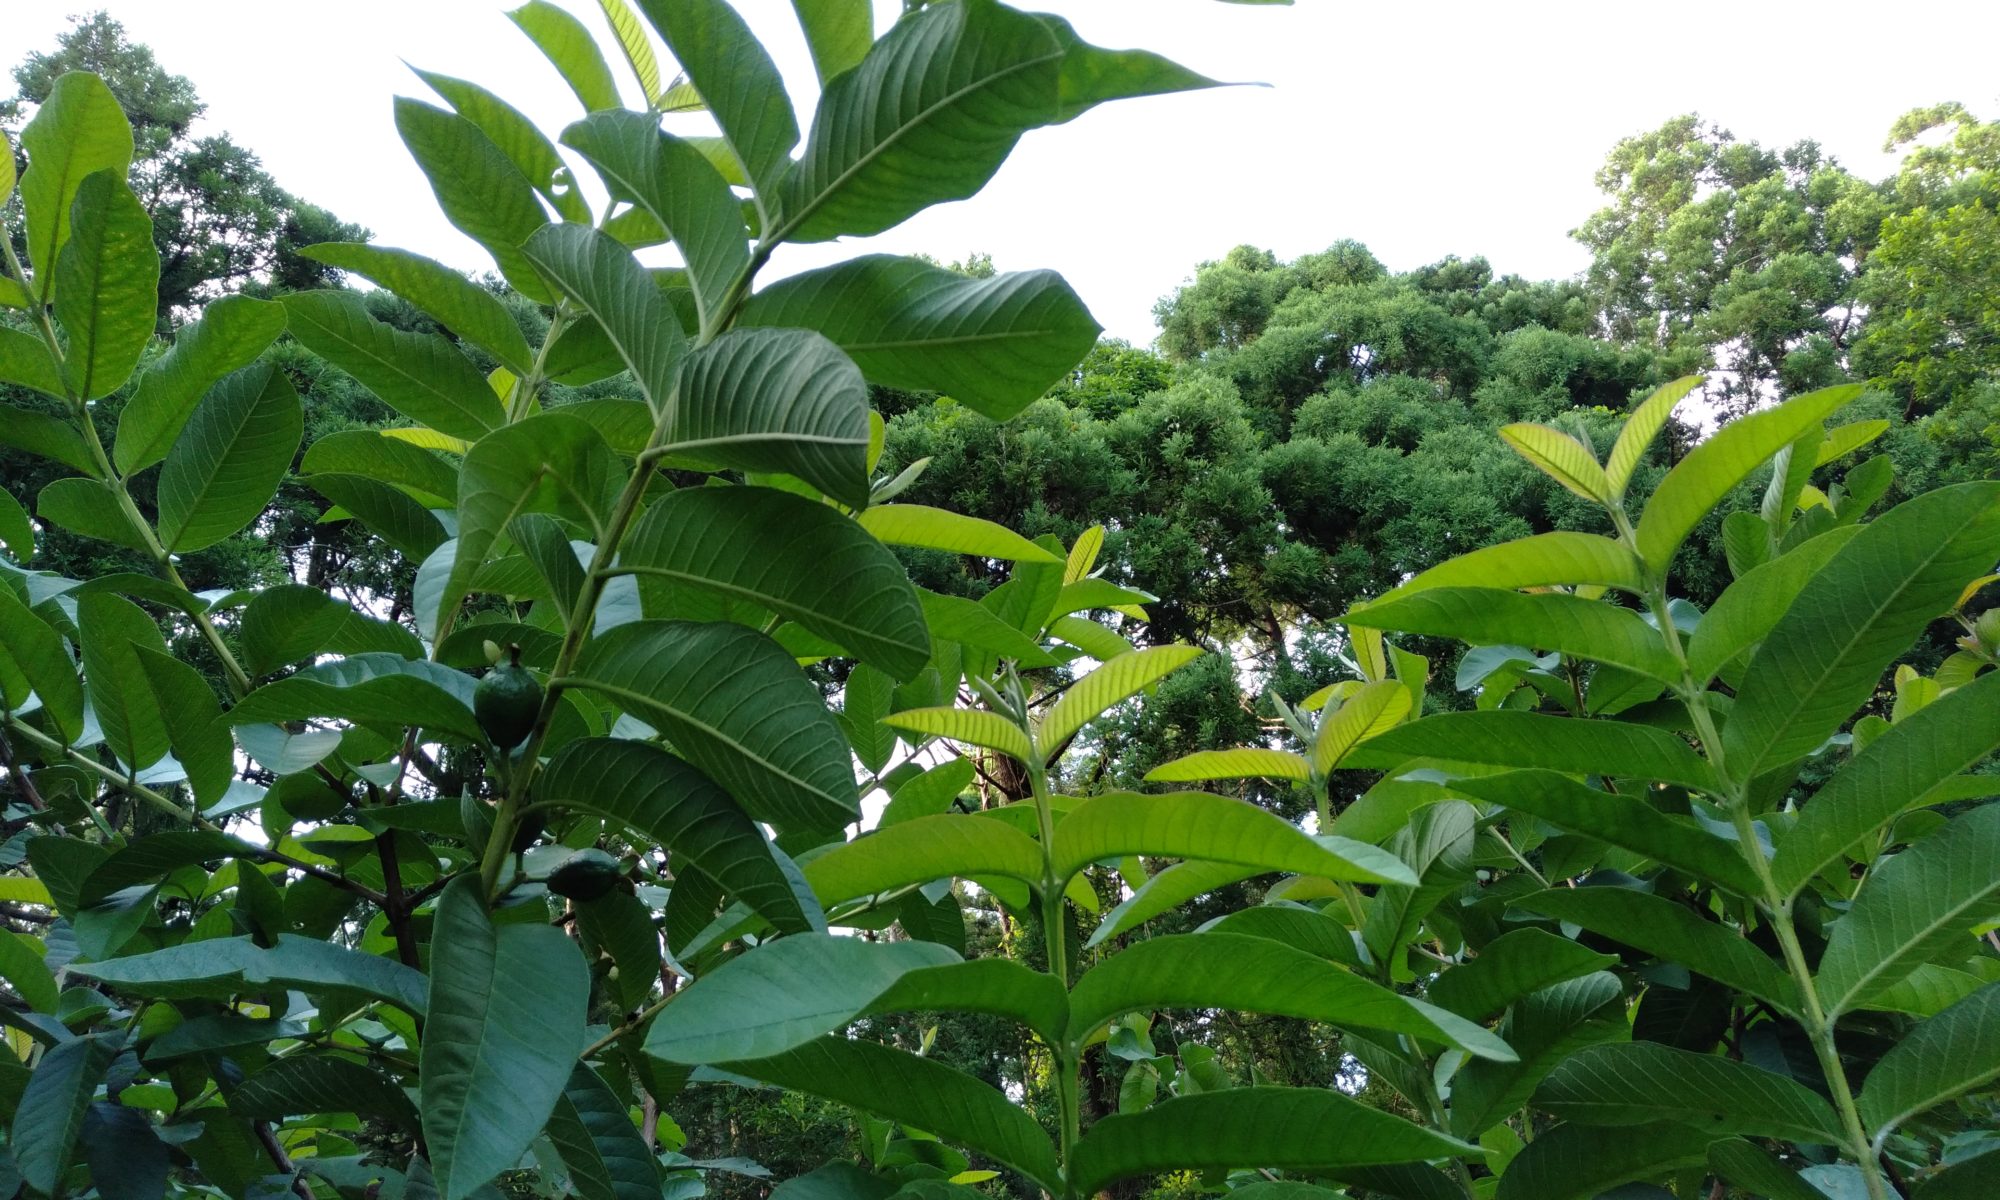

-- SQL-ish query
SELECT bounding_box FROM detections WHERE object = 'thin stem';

[1024,743,1080,1199]
[4,716,388,907]
[1610,506,1892,1200]
[580,990,678,1060]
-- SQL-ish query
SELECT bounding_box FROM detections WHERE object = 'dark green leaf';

[717,1038,1061,1192]
[1815,804,2000,1017]
[11,1034,115,1195]
[1051,792,1417,886]
[301,243,533,372]
[77,935,427,1011]
[560,111,748,332]
[52,171,157,399]
[570,620,858,831]
[538,737,822,934]
[633,0,798,203]
[1068,1087,1477,1194]
[78,592,171,771]
[521,223,687,413]
[1426,927,1617,1022]
[665,328,872,508]
[422,877,590,1200]
[1772,668,2000,896]
[1450,974,1629,1137]
[1348,588,1679,682]
[1533,1041,1842,1142]
[156,362,303,551]
[546,1062,659,1200]
[280,291,503,441]
[617,485,928,679]
[38,477,151,549]
[738,256,1099,421]
[0,586,84,743]
[1492,1122,1716,1200]
[394,98,551,301]
[1859,981,2000,1137]
[1068,933,1514,1060]
[1518,887,1796,1011]
[647,933,958,1062]
[1455,771,1761,895]
[229,1054,419,1127]
[19,71,132,304]
[117,295,287,474]
[1723,482,2000,781]
[225,654,483,743]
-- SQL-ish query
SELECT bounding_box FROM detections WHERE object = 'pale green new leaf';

[570,620,858,831]
[509,1,622,113]
[1069,1088,1477,1194]
[1860,981,2000,1137]
[1772,668,2000,896]
[1605,375,1700,499]
[561,111,747,331]
[1532,1041,1842,1142]
[1051,792,1417,886]
[394,98,552,301]
[540,737,821,934]
[802,814,1043,907]
[1346,710,1717,790]
[883,706,1030,764]
[157,363,303,552]
[1347,588,1679,682]
[1144,748,1310,783]
[719,1039,1061,1192]
[789,0,872,83]
[1311,680,1410,775]
[1041,645,1204,757]
[1633,383,1860,574]
[1493,1122,1717,1200]
[1426,928,1616,1022]
[1816,804,2000,1017]
[617,485,928,679]
[280,290,504,441]
[422,877,590,1200]
[301,244,533,372]
[53,171,158,399]
[647,933,958,1063]
[1499,423,1610,503]
[1816,418,1891,466]
[1368,532,1645,605]
[738,256,1100,421]
[19,71,131,303]
[1723,481,2000,781]
[857,505,1060,561]
[116,295,286,473]
[666,328,872,508]
[1068,933,1514,1060]
[1518,886,1796,1011]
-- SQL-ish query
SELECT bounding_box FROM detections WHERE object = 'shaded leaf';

[157,362,303,552]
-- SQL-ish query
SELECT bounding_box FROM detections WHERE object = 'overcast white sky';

[13,1,2000,344]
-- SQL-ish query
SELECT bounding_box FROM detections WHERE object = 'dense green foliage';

[2,4,1998,1200]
